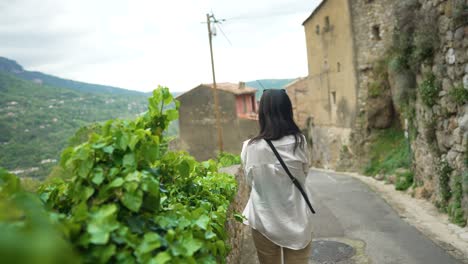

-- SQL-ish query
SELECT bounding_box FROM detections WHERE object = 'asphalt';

[240,169,462,264]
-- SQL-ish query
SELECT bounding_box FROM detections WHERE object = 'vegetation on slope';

[0,72,148,178]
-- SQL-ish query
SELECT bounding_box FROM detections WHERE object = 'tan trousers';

[251,228,312,264]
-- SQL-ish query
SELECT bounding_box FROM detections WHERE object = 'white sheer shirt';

[240,135,313,250]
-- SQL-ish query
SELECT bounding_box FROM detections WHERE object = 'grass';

[395,170,414,191]
[364,128,411,177]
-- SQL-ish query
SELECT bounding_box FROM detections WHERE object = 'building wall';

[350,0,397,136]
[285,77,309,129]
[304,0,358,128]
[236,94,256,119]
[178,86,257,161]
[302,0,358,168]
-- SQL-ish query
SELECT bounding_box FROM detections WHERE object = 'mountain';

[246,78,296,99]
[0,71,150,178]
[0,57,143,95]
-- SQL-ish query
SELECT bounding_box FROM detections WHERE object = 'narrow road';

[241,169,462,264]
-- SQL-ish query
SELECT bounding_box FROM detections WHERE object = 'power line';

[215,23,232,46]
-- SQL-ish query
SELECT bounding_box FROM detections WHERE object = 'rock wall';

[409,0,468,220]
[347,0,468,222]
[221,165,250,264]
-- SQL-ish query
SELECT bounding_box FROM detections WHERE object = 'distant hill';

[0,57,143,95]
[0,71,150,178]
[246,78,296,99]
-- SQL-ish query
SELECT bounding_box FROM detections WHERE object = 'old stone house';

[177,82,258,161]
[300,0,396,168]
[285,77,308,129]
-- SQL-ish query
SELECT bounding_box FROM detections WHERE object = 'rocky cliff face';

[408,0,468,225]
[346,0,468,225]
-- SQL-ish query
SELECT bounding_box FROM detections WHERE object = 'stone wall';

[178,87,257,161]
[409,0,468,219]
[346,0,468,222]
[221,165,250,264]
[347,0,398,169]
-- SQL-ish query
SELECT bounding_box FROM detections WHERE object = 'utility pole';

[206,13,224,153]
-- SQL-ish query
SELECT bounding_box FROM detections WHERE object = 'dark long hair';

[250,89,304,151]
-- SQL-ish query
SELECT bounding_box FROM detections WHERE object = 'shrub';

[395,171,414,191]
[438,159,453,211]
[449,84,468,106]
[448,175,466,227]
[37,87,238,263]
[419,73,441,107]
[217,152,241,168]
[0,168,78,264]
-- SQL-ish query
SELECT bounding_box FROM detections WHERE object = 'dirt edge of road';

[311,168,468,263]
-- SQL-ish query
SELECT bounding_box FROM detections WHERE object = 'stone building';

[177,82,258,161]
[285,77,308,129]
[301,0,396,168]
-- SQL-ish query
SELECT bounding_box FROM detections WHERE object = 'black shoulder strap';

[265,139,316,214]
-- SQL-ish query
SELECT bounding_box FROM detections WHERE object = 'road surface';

[240,169,461,264]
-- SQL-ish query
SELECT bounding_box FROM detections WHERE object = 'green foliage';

[449,84,468,106]
[0,168,78,264]
[364,128,411,176]
[437,159,453,211]
[395,171,414,191]
[37,87,237,263]
[368,82,383,98]
[419,73,441,107]
[448,175,466,227]
[217,152,241,168]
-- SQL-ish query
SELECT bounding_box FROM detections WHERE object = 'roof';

[302,0,327,26]
[284,77,307,89]
[203,82,256,95]
[176,82,256,100]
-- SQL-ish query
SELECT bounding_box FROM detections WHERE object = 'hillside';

[0,57,142,95]
[0,71,149,178]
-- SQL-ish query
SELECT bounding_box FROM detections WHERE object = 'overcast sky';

[0,0,321,92]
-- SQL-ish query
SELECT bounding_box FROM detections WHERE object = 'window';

[372,25,381,40]
[337,62,341,72]
[316,25,320,34]
[331,92,336,104]
[324,16,330,32]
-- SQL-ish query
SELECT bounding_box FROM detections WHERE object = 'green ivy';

[419,73,441,107]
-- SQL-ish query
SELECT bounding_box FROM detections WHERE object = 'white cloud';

[0,0,321,92]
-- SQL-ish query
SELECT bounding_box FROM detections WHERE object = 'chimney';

[238,81,245,89]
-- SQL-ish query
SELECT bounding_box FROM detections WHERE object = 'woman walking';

[241,89,314,264]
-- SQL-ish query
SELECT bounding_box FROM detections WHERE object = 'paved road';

[241,169,462,264]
